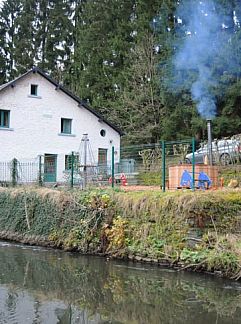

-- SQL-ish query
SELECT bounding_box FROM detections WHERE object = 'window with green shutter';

[0,110,10,128]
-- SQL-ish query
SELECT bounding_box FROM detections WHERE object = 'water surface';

[0,241,241,323]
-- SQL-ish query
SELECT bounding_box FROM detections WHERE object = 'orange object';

[120,173,128,186]
[220,177,224,188]
[169,165,218,190]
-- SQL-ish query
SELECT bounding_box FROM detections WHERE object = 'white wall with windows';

[0,71,121,182]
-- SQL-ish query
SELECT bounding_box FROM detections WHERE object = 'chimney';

[207,119,213,165]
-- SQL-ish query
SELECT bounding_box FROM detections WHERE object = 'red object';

[108,177,115,184]
[120,173,127,186]
[235,144,241,153]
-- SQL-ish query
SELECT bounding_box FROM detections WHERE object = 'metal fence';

[116,140,196,190]
[0,159,40,186]
[116,143,162,187]
[0,155,113,188]
[115,138,241,191]
[64,154,112,189]
[0,137,240,190]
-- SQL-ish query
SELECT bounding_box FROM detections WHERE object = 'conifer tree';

[14,0,38,74]
[71,0,134,113]
[115,0,177,144]
[35,0,73,80]
[0,0,240,141]
[0,0,22,80]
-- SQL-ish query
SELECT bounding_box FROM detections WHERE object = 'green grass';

[0,187,241,278]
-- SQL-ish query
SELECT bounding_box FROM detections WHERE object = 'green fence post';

[38,155,43,186]
[162,140,166,192]
[192,137,195,191]
[111,146,115,188]
[71,151,74,188]
[11,158,18,187]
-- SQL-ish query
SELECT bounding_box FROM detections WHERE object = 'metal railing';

[0,159,39,186]
[0,138,240,190]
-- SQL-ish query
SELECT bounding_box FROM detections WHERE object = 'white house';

[0,67,122,183]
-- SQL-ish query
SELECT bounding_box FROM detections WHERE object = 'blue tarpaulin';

[180,170,212,189]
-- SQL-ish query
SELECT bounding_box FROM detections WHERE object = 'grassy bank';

[0,187,241,279]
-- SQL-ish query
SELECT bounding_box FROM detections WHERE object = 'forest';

[0,0,241,144]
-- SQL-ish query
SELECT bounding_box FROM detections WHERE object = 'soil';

[119,185,161,191]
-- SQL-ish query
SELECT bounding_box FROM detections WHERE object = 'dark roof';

[0,67,123,135]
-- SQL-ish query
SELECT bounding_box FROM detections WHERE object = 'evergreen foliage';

[0,0,240,143]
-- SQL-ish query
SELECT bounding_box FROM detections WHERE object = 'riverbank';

[0,187,241,279]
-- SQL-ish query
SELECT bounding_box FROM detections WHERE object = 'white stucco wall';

[0,72,121,182]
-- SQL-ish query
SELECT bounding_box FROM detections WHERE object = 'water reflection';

[0,241,240,323]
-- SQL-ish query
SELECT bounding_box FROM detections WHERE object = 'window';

[30,84,38,96]
[65,154,79,170]
[98,148,108,166]
[100,129,106,137]
[61,118,72,134]
[98,148,108,174]
[0,110,10,128]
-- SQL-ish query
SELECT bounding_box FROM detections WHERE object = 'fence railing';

[116,139,241,191]
[0,159,40,186]
[1,139,240,190]
[0,156,114,188]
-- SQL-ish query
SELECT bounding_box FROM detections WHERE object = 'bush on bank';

[0,187,241,278]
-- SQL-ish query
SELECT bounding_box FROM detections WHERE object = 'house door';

[98,149,108,173]
[44,154,57,182]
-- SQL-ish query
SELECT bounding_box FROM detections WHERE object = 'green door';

[44,154,57,182]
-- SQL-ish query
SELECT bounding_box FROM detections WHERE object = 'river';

[0,241,241,323]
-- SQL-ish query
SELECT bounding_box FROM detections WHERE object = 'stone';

[228,179,239,188]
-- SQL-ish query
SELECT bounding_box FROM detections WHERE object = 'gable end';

[0,67,123,136]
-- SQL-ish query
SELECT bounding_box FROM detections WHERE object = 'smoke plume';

[174,0,229,119]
